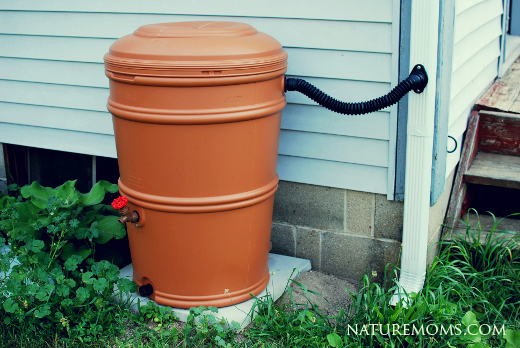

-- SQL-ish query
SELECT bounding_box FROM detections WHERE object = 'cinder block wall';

[271,171,456,283]
[270,182,403,283]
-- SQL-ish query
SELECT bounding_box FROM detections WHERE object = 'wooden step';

[447,213,520,246]
[478,110,520,156]
[464,152,520,189]
[476,56,520,114]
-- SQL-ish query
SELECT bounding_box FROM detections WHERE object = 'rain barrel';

[104,21,287,308]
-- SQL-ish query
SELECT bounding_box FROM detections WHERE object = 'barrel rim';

[108,96,286,125]
[119,180,278,213]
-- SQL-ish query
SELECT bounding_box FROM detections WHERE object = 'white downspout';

[391,0,439,305]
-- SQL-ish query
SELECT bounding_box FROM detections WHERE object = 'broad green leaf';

[76,287,90,303]
[34,305,51,318]
[0,219,12,231]
[64,254,83,271]
[84,205,105,224]
[60,243,77,261]
[55,180,80,208]
[56,284,70,297]
[64,278,76,288]
[76,245,91,260]
[60,244,90,261]
[20,182,56,209]
[82,271,94,284]
[36,288,50,301]
[506,329,520,348]
[98,180,120,193]
[3,299,19,313]
[79,183,106,206]
[37,215,52,228]
[95,215,126,244]
[61,299,73,307]
[93,278,108,292]
[117,278,137,293]
[462,311,478,327]
[14,201,41,221]
[29,240,45,253]
[327,332,343,348]
[79,180,118,206]
[461,311,481,343]
[12,222,35,238]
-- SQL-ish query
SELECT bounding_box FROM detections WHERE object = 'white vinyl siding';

[446,0,503,177]
[0,1,400,195]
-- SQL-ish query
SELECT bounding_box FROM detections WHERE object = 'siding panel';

[454,0,502,43]
[281,105,389,140]
[456,0,487,15]
[0,11,393,53]
[450,38,500,99]
[447,0,502,177]
[277,155,388,194]
[279,130,388,167]
[0,123,117,157]
[0,3,400,195]
[0,80,108,112]
[0,102,113,135]
[451,16,502,72]
[0,1,393,23]
[449,55,499,127]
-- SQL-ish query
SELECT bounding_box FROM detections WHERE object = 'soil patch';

[277,270,358,316]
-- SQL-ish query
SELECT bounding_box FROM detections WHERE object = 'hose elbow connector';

[284,64,428,115]
[408,64,428,94]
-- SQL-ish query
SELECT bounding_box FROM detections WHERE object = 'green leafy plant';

[138,300,180,334]
[182,306,240,348]
[0,180,138,345]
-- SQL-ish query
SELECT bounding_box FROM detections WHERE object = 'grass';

[1,210,520,347]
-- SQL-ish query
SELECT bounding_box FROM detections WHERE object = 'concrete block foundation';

[271,181,404,283]
[271,173,456,283]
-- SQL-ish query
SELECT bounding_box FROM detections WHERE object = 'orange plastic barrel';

[104,21,287,308]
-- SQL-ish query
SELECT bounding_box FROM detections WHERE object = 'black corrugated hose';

[284,64,428,115]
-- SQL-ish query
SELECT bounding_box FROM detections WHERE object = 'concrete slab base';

[117,253,311,328]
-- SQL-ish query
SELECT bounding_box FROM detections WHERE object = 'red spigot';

[112,196,139,224]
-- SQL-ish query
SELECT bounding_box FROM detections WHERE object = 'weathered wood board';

[476,56,520,113]
[479,110,520,155]
[464,152,520,189]
[444,112,480,233]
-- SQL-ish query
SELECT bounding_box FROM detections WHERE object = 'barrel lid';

[104,21,287,78]
[134,21,258,38]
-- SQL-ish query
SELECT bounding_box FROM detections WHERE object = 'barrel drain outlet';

[138,284,154,297]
